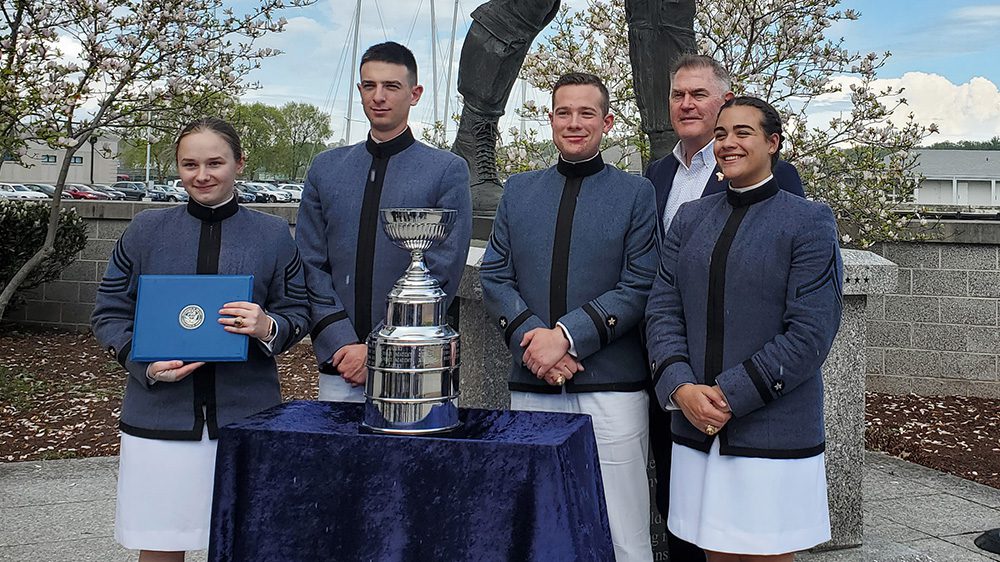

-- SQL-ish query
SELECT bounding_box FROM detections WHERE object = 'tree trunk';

[0,144,79,321]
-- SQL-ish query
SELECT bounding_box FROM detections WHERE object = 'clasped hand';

[332,343,367,387]
[521,327,584,385]
[673,384,732,435]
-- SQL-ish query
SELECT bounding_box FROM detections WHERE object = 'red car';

[63,183,110,200]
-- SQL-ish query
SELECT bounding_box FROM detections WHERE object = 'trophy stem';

[406,249,430,282]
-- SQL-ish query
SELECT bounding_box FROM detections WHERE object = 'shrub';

[0,200,88,296]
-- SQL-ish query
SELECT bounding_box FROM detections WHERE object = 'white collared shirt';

[662,140,717,233]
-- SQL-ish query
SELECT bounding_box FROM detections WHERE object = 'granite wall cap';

[459,247,899,299]
[843,249,899,296]
[458,247,485,300]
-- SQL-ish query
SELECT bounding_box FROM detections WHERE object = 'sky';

[245,0,1000,146]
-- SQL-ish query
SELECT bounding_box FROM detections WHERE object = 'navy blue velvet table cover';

[208,400,613,562]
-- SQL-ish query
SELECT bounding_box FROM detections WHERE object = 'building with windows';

[0,136,120,184]
[913,149,1000,207]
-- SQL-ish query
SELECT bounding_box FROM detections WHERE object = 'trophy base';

[361,396,461,435]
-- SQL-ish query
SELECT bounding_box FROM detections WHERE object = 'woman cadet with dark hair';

[645,96,843,561]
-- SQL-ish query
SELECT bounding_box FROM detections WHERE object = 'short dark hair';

[671,54,732,93]
[551,72,611,116]
[719,96,783,168]
[175,117,243,161]
[360,41,418,85]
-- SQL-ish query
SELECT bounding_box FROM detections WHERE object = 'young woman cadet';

[645,97,843,561]
[91,118,310,561]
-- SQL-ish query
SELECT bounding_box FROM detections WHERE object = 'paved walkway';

[1,451,998,561]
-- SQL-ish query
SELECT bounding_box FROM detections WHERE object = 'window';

[41,154,57,163]
[70,156,83,164]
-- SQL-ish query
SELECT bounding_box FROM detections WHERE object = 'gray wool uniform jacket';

[91,198,310,440]
[295,128,472,371]
[645,179,843,458]
[480,154,659,393]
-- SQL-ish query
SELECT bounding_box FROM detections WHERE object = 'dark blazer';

[645,153,805,238]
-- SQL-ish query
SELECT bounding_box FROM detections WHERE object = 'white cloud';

[807,72,1000,143]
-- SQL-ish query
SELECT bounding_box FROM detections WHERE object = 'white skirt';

[115,427,218,551]
[668,438,831,555]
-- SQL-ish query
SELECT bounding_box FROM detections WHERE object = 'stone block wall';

[868,221,1000,398]
[6,202,1000,400]
[2,201,297,331]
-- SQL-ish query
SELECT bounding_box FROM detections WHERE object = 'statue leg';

[626,0,697,163]
[453,0,560,215]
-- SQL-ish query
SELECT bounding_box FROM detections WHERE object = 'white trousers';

[318,373,365,402]
[512,390,653,562]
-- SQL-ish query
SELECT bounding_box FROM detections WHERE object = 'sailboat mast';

[345,0,362,143]
[442,0,459,133]
[430,0,439,124]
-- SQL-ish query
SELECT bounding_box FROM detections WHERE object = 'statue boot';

[452,109,503,216]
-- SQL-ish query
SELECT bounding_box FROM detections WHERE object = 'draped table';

[208,400,614,561]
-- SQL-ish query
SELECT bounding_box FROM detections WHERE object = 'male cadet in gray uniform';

[296,42,472,401]
[643,54,805,562]
[480,73,658,562]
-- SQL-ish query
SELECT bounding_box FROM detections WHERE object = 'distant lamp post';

[89,134,98,184]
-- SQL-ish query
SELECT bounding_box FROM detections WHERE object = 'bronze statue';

[452,0,697,214]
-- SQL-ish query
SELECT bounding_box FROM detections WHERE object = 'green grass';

[0,366,52,411]
[38,449,80,460]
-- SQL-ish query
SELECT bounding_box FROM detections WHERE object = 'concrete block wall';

[2,201,298,331]
[868,222,1000,398]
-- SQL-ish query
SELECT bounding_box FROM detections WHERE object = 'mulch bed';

[2,324,998,490]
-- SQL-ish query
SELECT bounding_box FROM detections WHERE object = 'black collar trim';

[726,178,780,207]
[557,153,605,178]
[187,195,239,222]
[366,127,415,158]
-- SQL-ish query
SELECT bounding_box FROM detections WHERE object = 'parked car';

[89,184,127,200]
[64,183,110,200]
[240,181,292,203]
[276,183,303,202]
[148,184,189,202]
[0,183,48,200]
[22,183,57,197]
[235,183,268,203]
[233,187,256,203]
[10,183,49,200]
[110,181,148,201]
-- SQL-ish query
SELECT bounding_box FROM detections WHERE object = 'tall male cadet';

[644,54,805,562]
[480,73,658,562]
[297,42,472,401]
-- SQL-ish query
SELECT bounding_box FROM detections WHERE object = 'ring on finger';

[233,316,244,328]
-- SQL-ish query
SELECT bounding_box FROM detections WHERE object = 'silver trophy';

[362,208,461,434]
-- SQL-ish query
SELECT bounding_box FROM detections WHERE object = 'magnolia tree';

[498,0,937,248]
[0,0,313,318]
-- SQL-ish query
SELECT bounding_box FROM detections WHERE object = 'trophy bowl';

[381,208,457,252]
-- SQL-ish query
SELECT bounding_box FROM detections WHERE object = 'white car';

[277,183,303,202]
[0,183,48,200]
[242,181,292,203]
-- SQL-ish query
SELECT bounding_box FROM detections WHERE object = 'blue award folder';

[131,275,254,362]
